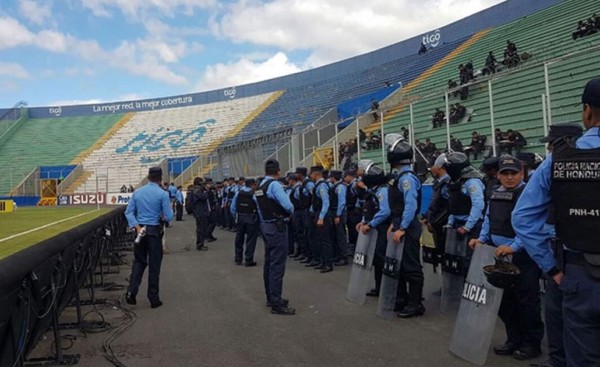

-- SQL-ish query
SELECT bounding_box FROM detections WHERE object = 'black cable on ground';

[101,295,137,367]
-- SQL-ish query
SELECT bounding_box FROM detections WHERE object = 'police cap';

[481,156,500,171]
[344,169,356,177]
[582,78,600,108]
[309,165,324,174]
[239,177,246,181]
[498,156,523,173]
[515,152,536,167]
[295,167,308,176]
[148,166,162,179]
[330,170,343,181]
[539,122,583,143]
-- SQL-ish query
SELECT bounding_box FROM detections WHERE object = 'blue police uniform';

[230,186,259,265]
[175,189,184,221]
[390,165,424,312]
[513,126,600,366]
[168,184,178,199]
[303,180,317,262]
[447,177,485,234]
[312,178,335,269]
[345,179,362,248]
[331,181,349,262]
[125,180,173,306]
[362,184,391,293]
[479,181,544,356]
[256,176,294,309]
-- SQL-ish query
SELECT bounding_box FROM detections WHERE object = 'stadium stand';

[0,115,124,195]
[358,0,600,167]
[71,92,280,193]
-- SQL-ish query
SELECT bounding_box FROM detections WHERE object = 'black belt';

[141,224,160,228]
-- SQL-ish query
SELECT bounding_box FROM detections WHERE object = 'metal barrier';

[0,207,130,366]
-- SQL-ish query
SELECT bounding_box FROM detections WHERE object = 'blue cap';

[582,78,600,108]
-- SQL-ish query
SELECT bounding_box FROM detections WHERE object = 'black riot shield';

[376,234,404,320]
[440,228,467,315]
[346,231,378,305]
[450,244,504,365]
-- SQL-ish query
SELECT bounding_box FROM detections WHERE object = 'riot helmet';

[444,151,471,181]
[361,161,387,188]
[385,133,413,165]
[483,258,521,289]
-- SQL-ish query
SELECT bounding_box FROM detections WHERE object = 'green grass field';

[0,206,113,260]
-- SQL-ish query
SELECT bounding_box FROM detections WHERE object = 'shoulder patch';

[402,179,411,191]
[377,193,384,202]
[468,185,478,195]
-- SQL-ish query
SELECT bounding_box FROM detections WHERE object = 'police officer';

[287,173,303,257]
[469,156,543,361]
[423,154,450,271]
[185,185,194,215]
[481,157,500,202]
[329,170,349,266]
[125,167,173,308]
[310,165,335,273]
[445,152,485,239]
[294,167,315,265]
[529,123,583,367]
[344,170,361,252]
[226,177,239,231]
[230,178,259,267]
[385,134,425,317]
[204,178,218,242]
[190,177,210,251]
[357,160,392,297]
[175,185,184,221]
[255,159,295,315]
[513,79,600,366]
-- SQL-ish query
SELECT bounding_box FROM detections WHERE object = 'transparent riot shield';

[346,231,378,305]
[440,228,467,315]
[376,234,404,319]
[450,244,503,365]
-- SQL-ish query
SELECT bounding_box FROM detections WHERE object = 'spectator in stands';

[449,135,464,152]
[573,20,588,40]
[499,129,527,155]
[419,42,427,55]
[503,40,520,68]
[483,51,497,76]
[431,108,445,128]
[371,99,380,121]
[128,185,135,193]
[359,129,366,143]
[401,126,410,140]
[120,184,127,193]
[448,79,459,98]
[465,61,474,81]
[464,131,487,160]
[449,103,467,125]
[458,64,470,100]
[422,138,437,155]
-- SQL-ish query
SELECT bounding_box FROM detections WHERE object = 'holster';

[275,218,286,233]
[551,237,565,272]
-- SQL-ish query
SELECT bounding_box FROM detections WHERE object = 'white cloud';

[19,0,53,26]
[0,62,31,79]
[197,51,302,91]
[211,0,505,67]
[80,0,217,18]
[0,16,189,86]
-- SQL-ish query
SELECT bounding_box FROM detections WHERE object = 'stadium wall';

[12,0,562,119]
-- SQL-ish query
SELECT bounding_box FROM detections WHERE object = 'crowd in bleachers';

[430,103,468,128]
[572,13,600,40]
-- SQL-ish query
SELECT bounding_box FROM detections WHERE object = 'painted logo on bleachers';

[224,86,237,99]
[422,29,441,48]
[115,119,216,158]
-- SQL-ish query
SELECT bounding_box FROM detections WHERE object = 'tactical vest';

[298,179,313,209]
[255,180,288,221]
[363,186,387,222]
[289,186,301,210]
[329,182,343,211]
[388,171,422,218]
[550,138,600,253]
[448,179,473,216]
[227,186,236,200]
[489,185,525,238]
[346,183,358,210]
[208,188,217,207]
[237,189,257,215]
[312,181,327,214]
[427,177,450,227]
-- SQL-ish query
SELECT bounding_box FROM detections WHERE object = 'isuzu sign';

[69,193,106,205]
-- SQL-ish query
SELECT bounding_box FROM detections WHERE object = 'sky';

[0,0,504,107]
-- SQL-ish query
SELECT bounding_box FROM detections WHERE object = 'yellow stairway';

[363,29,491,133]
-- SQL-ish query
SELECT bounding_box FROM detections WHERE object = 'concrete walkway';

[60,215,546,367]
